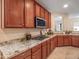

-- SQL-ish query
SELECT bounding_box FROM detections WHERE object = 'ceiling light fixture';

[63,4,68,8]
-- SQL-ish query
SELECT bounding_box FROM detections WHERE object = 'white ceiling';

[37,0,79,14]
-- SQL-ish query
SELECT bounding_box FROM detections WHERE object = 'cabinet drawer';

[41,41,47,47]
[32,44,41,53]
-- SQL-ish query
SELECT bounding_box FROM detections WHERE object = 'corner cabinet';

[63,35,72,46]
[57,35,64,47]
[4,0,24,28]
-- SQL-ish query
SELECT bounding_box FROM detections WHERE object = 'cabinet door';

[35,2,41,17]
[51,36,57,49]
[11,56,24,59]
[72,36,79,47]
[51,37,56,51]
[57,35,64,47]
[4,0,24,28]
[40,7,45,18]
[63,35,72,46]
[45,10,49,28]
[54,36,58,47]
[32,49,41,59]
[41,41,47,59]
[47,39,51,56]
[25,0,34,28]
[42,46,47,59]
[25,56,31,59]
[48,13,51,28]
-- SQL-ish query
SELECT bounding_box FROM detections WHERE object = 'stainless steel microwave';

[34,17,46,28]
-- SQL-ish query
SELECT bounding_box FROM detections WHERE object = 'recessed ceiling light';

[63,4,68,8]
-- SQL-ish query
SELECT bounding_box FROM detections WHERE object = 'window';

[73,22,79,31]
[55,16,63,32]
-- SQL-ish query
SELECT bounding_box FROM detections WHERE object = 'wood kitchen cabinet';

[35,2,41,17]
[47,39,51,56]
[41,41,47,59]
[4,0,24,28]
[48,13,51,28]
[45,10,49,28]
[24,56,31,59]
[40,7,45,18]
[72,35,79,47]
[32,44,41,59]
[4,0,51,28]
[51,36,57,51]
[57,35,64,47]
[25,0,35,28]
[4,0,35,28]
[11,49,31,59]
[54,36,58,47]
[63,35,72,46]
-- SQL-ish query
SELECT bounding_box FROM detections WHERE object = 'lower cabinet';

[72,35,79,47]
[11,35,79,59]
[63,35,72,46]
[51,36,57,51]
[32,49,41,59]
[57,35,64,47]
[24,56,31,59]
[54,36,58,48]
[32,44,41,59]
[41,41,47,59]
[47,39,51,56]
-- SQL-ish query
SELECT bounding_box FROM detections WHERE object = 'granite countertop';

[1,34,79,59]
[0,35,56,59]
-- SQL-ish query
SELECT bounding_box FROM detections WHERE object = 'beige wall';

[51,12,73,32]
[63,15,73,31]
[0,29,43,42]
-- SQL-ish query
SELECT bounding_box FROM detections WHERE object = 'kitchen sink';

[32,35,49,40]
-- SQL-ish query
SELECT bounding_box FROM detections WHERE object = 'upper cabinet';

[35,2,41,17]
[48,13,51,28]
[25,0,35,28]
[4,0,24,28]
[45,10,49,28]
[40,7,45,18]
[4,0,51,28]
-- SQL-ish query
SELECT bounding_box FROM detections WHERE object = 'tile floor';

[47,46,79,59]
